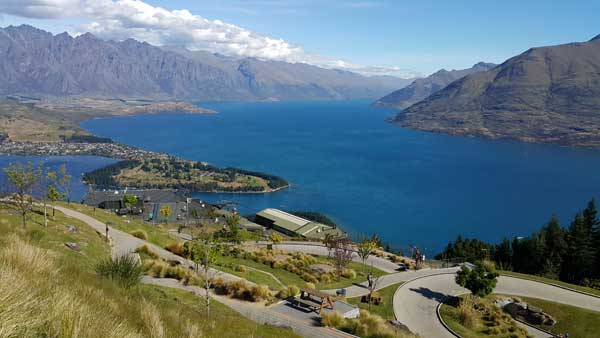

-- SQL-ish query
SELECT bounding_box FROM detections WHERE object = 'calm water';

[81,101,600,254]
[0,155,118,200]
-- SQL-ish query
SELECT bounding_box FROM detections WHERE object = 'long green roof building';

[255,208,344,240]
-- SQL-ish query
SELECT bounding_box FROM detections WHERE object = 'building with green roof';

[255,208,344,240]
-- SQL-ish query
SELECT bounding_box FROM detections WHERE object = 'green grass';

[516,296,600,338]
[347,282,403,320]
[56,202,176,248]
[500,271,600,297]
[0,205,299,338]
[217,254,388,291]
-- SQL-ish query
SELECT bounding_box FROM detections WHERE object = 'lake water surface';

[81,101,600,254]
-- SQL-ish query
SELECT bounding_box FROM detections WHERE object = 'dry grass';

[321,309,420,338]
[0,236,143,338]
[136,244,160,259]
[131,230,149,241]
[457,296,479,329]
[164,242,185,256]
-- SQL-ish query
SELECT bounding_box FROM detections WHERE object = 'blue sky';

[1,0,599,77]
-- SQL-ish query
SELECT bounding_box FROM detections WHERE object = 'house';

[254,208,344,240]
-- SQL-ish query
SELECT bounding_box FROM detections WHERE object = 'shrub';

[305,282,316,290]
[321,311,345,327]
[164,242,185,256]
[131,230,148,241]
[95,254,144,289]
[270,232,283,243]
[236,264,248,273]
[136,244,160,259]
[250,284,271,301]
[287,284,300,297]
[319,274,332,283]
[456,261,499,297]
[301,272,319,284]
[342,269,357,279]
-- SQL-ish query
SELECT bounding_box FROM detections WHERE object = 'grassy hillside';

[0,205,298,338]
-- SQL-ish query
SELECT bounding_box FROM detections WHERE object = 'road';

[393,272,600,338]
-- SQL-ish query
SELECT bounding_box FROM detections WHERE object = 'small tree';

[160,205,172,223]
[122,194,138,212]
[48,164,71,204]
[190,237,222,318]
[357,239,376,269]
[225,213,241,243]
[455,261,499,298]
[2,162,42,229]
[46,185,61,217]
[331,237,354,280]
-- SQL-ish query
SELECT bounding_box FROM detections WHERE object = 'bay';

[81,101,600,254]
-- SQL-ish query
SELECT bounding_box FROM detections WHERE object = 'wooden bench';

[292,297,320,312]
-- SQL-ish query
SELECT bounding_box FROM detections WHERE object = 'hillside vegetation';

[0,205,298,338]
[83,157,289,192]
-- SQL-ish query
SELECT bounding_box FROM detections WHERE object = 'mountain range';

[389,35,600,147]
[0,25,412,101]
[374,62,496,109]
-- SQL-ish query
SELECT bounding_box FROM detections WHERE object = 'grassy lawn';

[439,295,532,338]
[515,296,600,338]
[500,271,600,297]
[0,206,299,338]
[347,282,403,320]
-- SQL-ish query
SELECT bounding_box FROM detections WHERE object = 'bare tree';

[331,237,354,280]
[2,162,42,229]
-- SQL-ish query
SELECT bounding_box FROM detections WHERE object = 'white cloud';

[0,0,417,77]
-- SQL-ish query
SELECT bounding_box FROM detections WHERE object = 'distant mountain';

[0,25,410,101]
[374,62,496,109]
[390,35,600,147]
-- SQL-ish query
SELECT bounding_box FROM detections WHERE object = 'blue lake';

[81,101,600,254]
[0,155,118,200]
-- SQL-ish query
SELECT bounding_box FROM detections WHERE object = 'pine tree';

[562,212,595,283]
[584,199,600,278]
[540,216,566,279]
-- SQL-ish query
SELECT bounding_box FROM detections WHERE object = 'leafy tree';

[189,237,222,318]
[46,183,61,217]
[160,205,172,223]
[357,239,376,269]
[47,164,71,204]
[191,208,200,223]
[225,213,241,243]
[2,162,42,229]
[493,238,512,270]
[122,194,138,211]
[455,261,499,298]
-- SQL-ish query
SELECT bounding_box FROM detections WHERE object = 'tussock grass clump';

[305,282,316,290]
[136,244,160,259]
[215,280,272,302]
[322,309,420,338]
[95,254,144,289]
[342,269,357,279]
[131,230,149,241]
[140,299,166,338]
[321,311,345,328]
[164,242,185,256]
[457,296,479,329]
